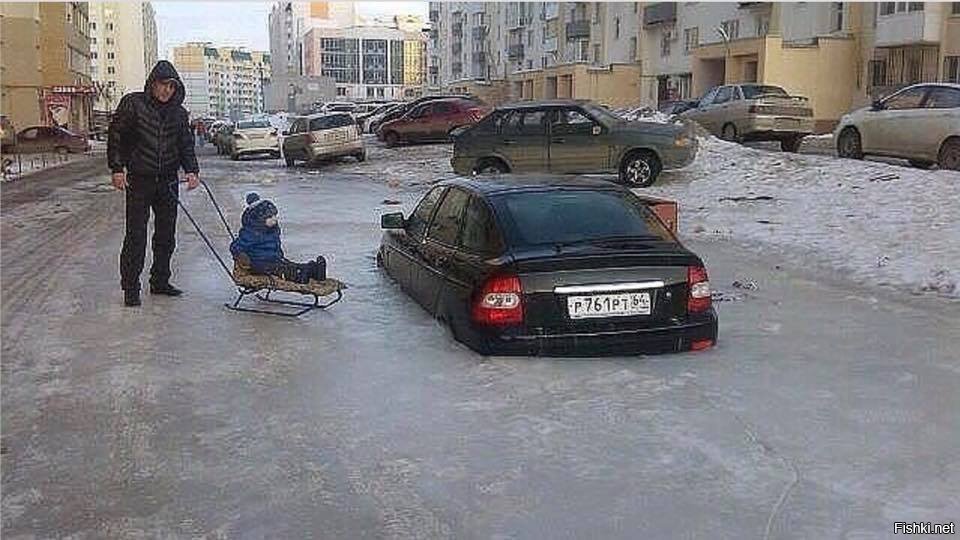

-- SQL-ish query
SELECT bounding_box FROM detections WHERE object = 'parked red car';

[14,126,89,154]
[377,97,489,147]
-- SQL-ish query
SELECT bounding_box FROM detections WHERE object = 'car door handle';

[502,139,517,145]
[551,138,566,144]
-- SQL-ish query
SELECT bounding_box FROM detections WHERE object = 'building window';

[336,87,346,96]
[594,3,600,23]
[107,66,115,75]
[107,52,115,60]
[945,56,960,83]
[90,21,96,31]
[720,19,739,40]
[106,38,114,45]
[896,2,907,12]
[908,2,923,11]
[615,17,620,39]
[684,27,699,54]
[107,23,114,31]
[833,3,844,31]
[953,3,960,15]
[91,37,97,44]
[593,44,601,64]
[880,2,895,15]
[91,52,98,59]
[630,37,637,60]
[634,3,639,14]
[660,33,671,57]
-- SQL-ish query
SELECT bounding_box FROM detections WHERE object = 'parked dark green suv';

[450,100,697,187]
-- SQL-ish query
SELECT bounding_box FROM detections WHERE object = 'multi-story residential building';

[429,2,643,107]
[870,2,960,94]
[428,2,958,130]
[2,2,94,132]
[301,16,427,100]
[269,1,310,78]
[173,43,271,120]
[88,2,158,111]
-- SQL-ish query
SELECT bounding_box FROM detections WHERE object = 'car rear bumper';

[234,137,279,153]
[740,116,814,138]
[307,139,364,160]
[470,310,718,357]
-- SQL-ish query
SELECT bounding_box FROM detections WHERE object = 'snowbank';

[646,136,960,298]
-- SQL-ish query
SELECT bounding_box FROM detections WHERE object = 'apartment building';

[429,2,958,130]
[88,2,158,111]
[268,2,310,77]
[429,2,643,107]
[1,2,95,132]
[172,43,271,120]
[301,17,427,100]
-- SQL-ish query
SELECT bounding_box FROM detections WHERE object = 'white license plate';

[567,292,651,319]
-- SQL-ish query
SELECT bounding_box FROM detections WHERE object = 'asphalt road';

[2,145,958,539]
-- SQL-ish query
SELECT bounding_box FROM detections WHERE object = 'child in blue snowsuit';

[229,193,326,284]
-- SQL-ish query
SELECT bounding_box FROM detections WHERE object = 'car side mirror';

[871,100,884,111]
[380,212,405,230]
[591,125,602,136]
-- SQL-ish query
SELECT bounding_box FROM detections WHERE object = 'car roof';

[496,99,593,111]
[439,174,624,197]
[296,112,354,120]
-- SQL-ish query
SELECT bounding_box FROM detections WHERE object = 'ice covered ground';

[651,136,959,298]
[338,133,959,298]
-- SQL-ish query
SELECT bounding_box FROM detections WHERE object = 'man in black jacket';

[108,60,200,307]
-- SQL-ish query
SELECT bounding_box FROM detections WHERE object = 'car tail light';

[691,339,714,351]
[687,266,712,313]
[471,274,524,326]
[466,107,484,121]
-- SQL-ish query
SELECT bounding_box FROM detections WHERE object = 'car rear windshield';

[309,114,354,131]
[236,120,271,129]
[495,189,675,248]
[741,85,788,99]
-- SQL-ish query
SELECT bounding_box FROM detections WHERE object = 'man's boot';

[150,282,183,296]
[124,289,141,307]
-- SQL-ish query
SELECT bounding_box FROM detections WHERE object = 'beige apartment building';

[430,2,960,131]
[1,2,94,133]
[88,2,158,111]
[173,43,271,119]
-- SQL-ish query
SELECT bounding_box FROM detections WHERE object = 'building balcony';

[452,42,462,55]
[452,22,463,37]
[472,26,488,40]
[544,2,559,20]
[544,36,558,52]
[472,51,487,63]
[643,3,677,26]
[566,20,590,40]
[428,65,439,74]
[508,44,525,60]
[875,10,940,47]
[429,9,439,22]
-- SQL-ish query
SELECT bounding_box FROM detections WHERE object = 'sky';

[155,1,429,59]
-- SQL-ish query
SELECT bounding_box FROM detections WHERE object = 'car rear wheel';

[473,158,508,175]
[781,135,803,153]
[908,159,935,170]
[720,123,740,143]
[619,150,661,188]
[384,131,399,147]
[837,127,863,159]
[937,138,960,171]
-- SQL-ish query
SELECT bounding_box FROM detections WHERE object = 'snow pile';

[615,106,675,125]
[645,136,960,298]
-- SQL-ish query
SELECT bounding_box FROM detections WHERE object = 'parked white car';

[834,83,960,170]
[228,119,279,160]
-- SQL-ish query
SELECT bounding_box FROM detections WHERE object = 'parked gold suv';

[680,84,814,152]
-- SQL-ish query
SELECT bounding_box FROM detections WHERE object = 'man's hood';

[144,60,185,107]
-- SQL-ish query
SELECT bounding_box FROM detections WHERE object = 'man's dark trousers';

[120,175,178,292]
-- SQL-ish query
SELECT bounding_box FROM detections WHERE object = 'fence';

[1,148,87,182]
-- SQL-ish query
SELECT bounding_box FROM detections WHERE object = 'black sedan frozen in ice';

[377,176,718,356]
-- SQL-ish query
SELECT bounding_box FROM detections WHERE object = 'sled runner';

[171,180,345,317]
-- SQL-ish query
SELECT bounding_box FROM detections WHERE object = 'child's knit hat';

[242,192,278,228]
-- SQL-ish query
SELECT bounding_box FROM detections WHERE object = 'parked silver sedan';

[834,83,960,170]
[680,84,814,152]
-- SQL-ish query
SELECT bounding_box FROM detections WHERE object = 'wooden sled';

[171,179,346,317]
